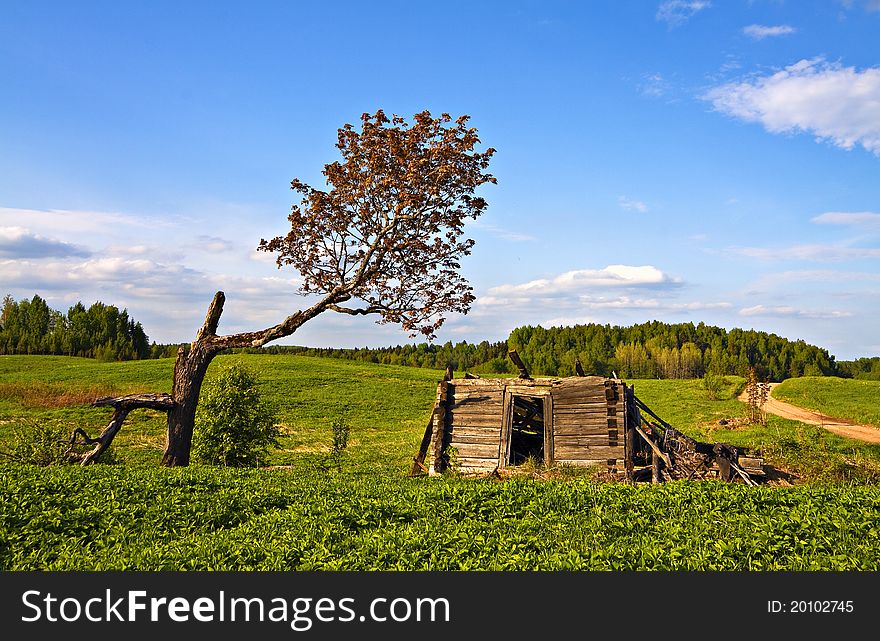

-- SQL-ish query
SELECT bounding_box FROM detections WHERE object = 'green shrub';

[701,373,727,400]
[327,410,351,471]
[193,364,280,467]
[2,419,71,466]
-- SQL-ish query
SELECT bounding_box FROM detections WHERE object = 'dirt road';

[738,383,880,444]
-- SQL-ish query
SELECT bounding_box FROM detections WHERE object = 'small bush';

[2,419,70,466]
[1,419,117,465]
[193,364,281,467]
[328,410,351,471]
[702,373,727,400]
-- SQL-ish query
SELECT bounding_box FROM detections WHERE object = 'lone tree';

[72,109,496,466]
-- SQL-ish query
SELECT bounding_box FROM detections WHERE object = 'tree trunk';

[81,289,340,467]
[157,289,336,466]
[161,342,218,467]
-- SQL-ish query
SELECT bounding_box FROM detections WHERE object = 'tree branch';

[195,291,225,342]
[327,304,385,316]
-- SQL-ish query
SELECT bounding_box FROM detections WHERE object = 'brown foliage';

[0,382,140,408]
[259,109,496,338]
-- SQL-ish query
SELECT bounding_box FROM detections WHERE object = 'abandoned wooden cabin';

[411,352,764,483]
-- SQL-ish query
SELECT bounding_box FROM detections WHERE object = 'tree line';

[247,321,851,382]
[233,341,512,373]
[507,322,840,381]
[4,293,873,382]
[0,294,151,361]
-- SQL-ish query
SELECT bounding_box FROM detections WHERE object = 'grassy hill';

[773,376,880,429]
[2,354,880,570]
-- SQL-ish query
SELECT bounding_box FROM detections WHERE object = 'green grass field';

[773,376,880,429]
[2,355,880,570]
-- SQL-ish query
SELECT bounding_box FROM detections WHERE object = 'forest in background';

[239,322,879,382]
[3,293,878,379]
[0,294,151,361]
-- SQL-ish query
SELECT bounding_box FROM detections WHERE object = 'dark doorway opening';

[508,395,545,465]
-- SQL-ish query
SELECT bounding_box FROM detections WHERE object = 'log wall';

[444,381,505,474]
[550,377,626,471]
[429,376,630,475]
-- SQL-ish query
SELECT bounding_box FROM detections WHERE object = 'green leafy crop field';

[2,355,880,570]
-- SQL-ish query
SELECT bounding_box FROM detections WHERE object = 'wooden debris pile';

[629,395,765,485]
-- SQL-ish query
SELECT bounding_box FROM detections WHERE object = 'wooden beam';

[410,413,435,476]
[634,425,673,468]
[507,349,531,380]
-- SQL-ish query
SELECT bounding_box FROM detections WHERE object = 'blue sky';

[1,1,879,360]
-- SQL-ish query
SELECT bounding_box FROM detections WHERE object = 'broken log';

[69,393,174,465]
[634,425,673,468]
[507,349,531,380]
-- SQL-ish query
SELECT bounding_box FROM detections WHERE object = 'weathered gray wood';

[431,380,449,473]
[544,391,554,465]
[450,433,504,446]
[553,424,614,437]
[554,458,618,468]
[553,376,607,387]
[554,445,625,460]
[448,416,503,428]
[453,443,502,459]
[410,412,436,476]
[551,434,621,446]
[508,349,531,379]
[634,426,674,468]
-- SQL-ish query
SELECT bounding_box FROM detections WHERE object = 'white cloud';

[470,221,536,242]
[734,244,880,261]
[739,304,852,319]
[639,73,670,98]
[743,24,796,40]
[812,211,880,229]
[704,58,880,155]
[656,1,711,27]
[619,196,649,213]
[486,265,674,299]
[197,235,235,253]
[0,227,91,258]
[0,206,170,234]
[756,269,880,284]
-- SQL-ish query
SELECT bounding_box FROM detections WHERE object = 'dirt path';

[738,383,880,444]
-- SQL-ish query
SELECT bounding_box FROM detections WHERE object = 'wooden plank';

[448,416,503,429]
[448,402,503,415]
[553,402,612,412]
[448,386,505,396]
[552,415,611,425]
[505,385,552,396]
[634,426,673,469]
[508,349,531,379]
[552,434,620,447]
[554,459,618,468]
[554,445,625,460]
[449,425,502,437]
[431,380,450,474]
[450,433,503,447]
[499,388,513,467]
[553,376,607,387]
[453,443,502,459]
[552,388,609,401]
[553,424,611,436]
